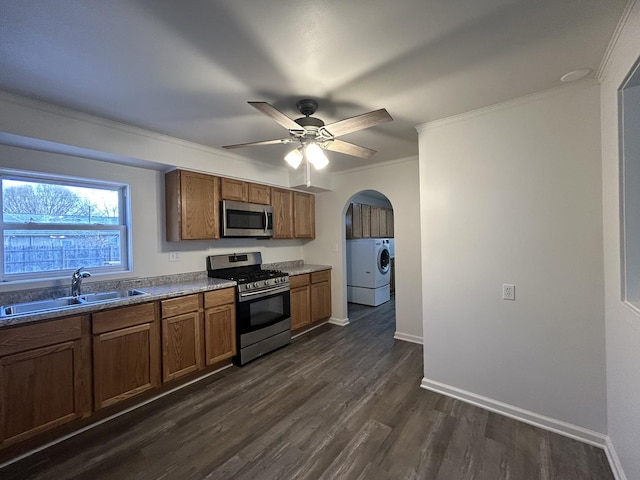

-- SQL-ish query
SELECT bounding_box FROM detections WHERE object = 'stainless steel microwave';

[221,200,274,237]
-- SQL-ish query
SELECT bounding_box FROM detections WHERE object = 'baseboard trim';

[328,317,350,327]
[394,332,423,345]
[420,377,607,448]
[604,436,628,480]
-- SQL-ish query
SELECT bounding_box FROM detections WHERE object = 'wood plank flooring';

[1,297,613,479]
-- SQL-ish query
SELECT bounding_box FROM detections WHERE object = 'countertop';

[0,262,332,329]
[0,277,235,329]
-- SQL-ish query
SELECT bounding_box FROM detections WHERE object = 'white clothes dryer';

[346,238,391,306]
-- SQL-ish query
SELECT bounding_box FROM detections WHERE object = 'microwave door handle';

[264,209,268,233]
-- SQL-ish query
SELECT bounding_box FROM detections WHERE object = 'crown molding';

[596,0,637,82]
[332,154,418,177]
[415,80,598,133]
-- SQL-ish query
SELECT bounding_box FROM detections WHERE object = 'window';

[0,171,130,281]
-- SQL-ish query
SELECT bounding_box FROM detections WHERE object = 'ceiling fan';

[222,99,393,170]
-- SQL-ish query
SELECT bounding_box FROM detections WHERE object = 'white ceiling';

[0,0,627,172]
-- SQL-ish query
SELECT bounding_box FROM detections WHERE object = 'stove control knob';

[253,282,259,288]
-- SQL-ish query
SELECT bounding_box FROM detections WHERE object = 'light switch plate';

[169,252,180,262]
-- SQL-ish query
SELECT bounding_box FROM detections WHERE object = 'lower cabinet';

[290,269,332,333]
[290,274,311,330]
[203,288,236,365]
[311,270,332,322]
[161,294,203,383]
[0,315,91,447]
[92,302,161,410]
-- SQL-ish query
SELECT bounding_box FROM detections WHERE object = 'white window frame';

[0,169,131,282]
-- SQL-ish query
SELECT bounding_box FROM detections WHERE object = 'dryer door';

[378,245,390,275]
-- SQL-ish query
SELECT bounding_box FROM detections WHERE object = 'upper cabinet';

[271,188,294,239]
[293,192,315,239]
[220,178,271,205]
[220,178,248,202]
[166,169,314,241]
[166,170,219,241]
[346,202,394,239]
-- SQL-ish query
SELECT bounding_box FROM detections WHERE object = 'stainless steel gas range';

[206,252,291,366]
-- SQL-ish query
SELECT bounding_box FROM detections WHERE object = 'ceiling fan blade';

[222,138,293,149]
[248,101,301,130]
[324,108,393,137]
[325,139,376,158]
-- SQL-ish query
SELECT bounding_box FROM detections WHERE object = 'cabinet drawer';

[92,302,158,334]
[289,273,310,289]
[161,294,202,319]
[204,288,235,309]
[311,270,330,284]
[0,316,83,357]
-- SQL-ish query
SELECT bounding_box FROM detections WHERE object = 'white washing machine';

[346,238,391,306]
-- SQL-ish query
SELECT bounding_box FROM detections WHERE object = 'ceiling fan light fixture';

[305,142,329,170]
[284,147,303,169]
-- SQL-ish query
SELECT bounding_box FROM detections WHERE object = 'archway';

[342,189,396,332]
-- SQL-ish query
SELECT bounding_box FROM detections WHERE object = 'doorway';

[343,190,396,330]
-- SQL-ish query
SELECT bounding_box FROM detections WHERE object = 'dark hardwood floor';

[1,297,613,479]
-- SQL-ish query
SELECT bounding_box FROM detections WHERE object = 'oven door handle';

[238,284,290,301]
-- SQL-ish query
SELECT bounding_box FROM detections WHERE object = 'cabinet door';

[370,206,381,238]
[293,192,315,239]
[220,178,248,202]
[204,304,236,365]
[165,170,219,241]
[162,311,203,382]
[271,188,293,239]
[311,271,332,322]
[311,281,332,322]
[0,337,90,446]
[386,209,394,238]
[379,208,388,237]
[361,204,371,238]
[347,203,363,239]
[248,183,271,205]
[93,321,160,410]
[290,285,311,331]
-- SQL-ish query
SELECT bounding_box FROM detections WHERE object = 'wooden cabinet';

[346,203,394,239]
[248,183,271,205]
[361,204,371,238]
[220,177,248,202]
[370,206,381,238]
[0,315,91,447]
[165,170,219,241]
[92,302,161,410]
[290,274,311,331]
[311,270,332,322]
[271,187,294,239]
[390,257,395,294]
[220,179,271,205]
[290,269,332,333]
[161,294,203,383]
[293,192,315,239]
[203,288,236,365]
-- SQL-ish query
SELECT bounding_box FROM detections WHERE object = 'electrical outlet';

[169,252,180,262]
[503,284,515,301]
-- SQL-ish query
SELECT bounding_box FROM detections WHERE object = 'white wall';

[0,94,305,292]
[417,82,607,435]
[600,2,640,478]
[304,157,423,343]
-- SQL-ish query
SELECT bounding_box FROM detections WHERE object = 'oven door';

[236,285,291,335]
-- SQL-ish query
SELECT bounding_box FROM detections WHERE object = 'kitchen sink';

[0,289,148,317]
[79,289,147,303]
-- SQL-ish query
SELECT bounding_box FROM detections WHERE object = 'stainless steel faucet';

[71,267,91,296]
